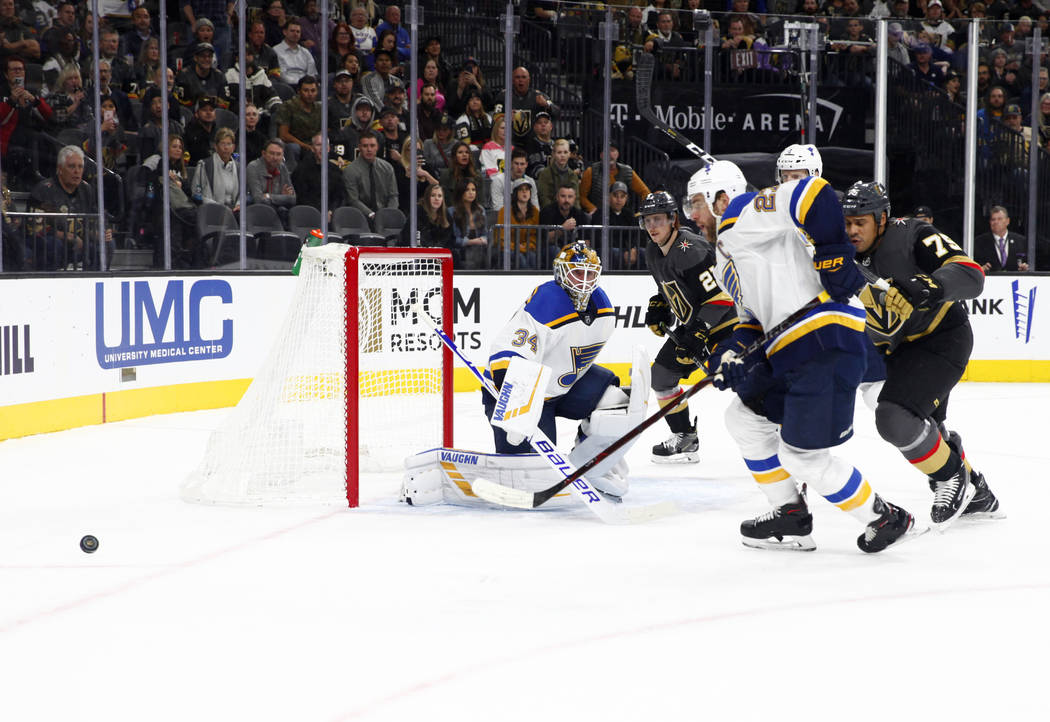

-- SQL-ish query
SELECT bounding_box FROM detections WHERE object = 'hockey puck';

[80,535,99,554]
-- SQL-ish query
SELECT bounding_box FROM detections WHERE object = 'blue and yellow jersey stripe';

[823,468,873,512]
[717,193,755,234]
[744,455,792,485]
[764,302,867,372]
[789,175,829,227]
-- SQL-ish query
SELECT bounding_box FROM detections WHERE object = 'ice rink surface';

[1,382,1047,722]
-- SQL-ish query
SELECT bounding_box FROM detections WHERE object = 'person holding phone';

[1,57,53,188]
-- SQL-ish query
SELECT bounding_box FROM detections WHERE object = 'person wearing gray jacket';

[247,138,297,227]
[342,130,399,221]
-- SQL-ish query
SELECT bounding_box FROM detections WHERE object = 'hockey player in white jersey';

[692,161,918,553]
[401,242,649,507]
[774,143,823,184]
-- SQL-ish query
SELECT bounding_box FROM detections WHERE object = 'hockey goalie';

[401,242,650,508]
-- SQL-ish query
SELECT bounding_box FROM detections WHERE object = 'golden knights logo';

[859,284,906,347]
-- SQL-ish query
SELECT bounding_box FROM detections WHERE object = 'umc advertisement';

[0,272,1045,439]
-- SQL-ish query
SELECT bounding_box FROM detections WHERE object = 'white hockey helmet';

[775,144,823,184]
[683,160,748,215]
[554,241,602,312]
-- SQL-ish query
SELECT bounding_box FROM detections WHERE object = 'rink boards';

[0,272,1046,440]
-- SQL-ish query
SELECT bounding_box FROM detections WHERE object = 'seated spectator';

[274,18,318,87]
[347,6,377,55]
[539,183,589,255]
[397,136,440,217]
[329,23,360,75]
[92,26,132,91]
[191,126,240,211]
[0,0,41,62]
[85,95,129,172]
[417,82,443,139]
[133,38,163,96]
[41,28,80,96]
[45,65,90,131]
[493,178,540,268]
[422,113,456,175]
[247,139,296,226]
[454,90,493,148]
[137,88,185,160]
[28,145,109,270]
[90,59,137,131]
[448,58,495,119]
[328,69,360,132]
[368,29,405,76]
[910,44,945,86]
[605,181,644,269]
[419,60,447,111]
[292,133,346,218]
[383,84,409,130]
[361,49,404,109]
[1038,92,1050,147]
[644,11,688,81]
[331,95,376,164]
[974,205,1029,273]
[176,42,229,110]
[298,0,334,62]
[2,57,54,189]
[536,140,581,210]
[829,16,875,87]
[490,147,539,212]
[579,143,650,216]
[921,0,954,50]
[185,96,220,166]
[180,18,218,71]
[479,114,506,179]
[263,0,289,48]
[342,131,398,223]
[525,110,555,178]
[377,105,407,168]
[1,173,24,270]
[42,1,77,59]
[135,134,199,268]
[420,35,452,91]
[243,103,269,163]
[885,23,910,66]
[449,178,489,268]
[620,6,649,46]
[417,182,454,249]
[438,140,481,203]
[120,6,155,63]
[246,21,282,80]
[375,4,411,63]
[510,66,555,144]
[224,53,283,130]
[275,75,322,163]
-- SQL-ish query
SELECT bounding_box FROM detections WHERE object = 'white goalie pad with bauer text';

[489,356,552,446]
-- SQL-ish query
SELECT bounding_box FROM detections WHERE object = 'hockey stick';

[411,302,678,524]
[635,52,716,166]
[479,291,834,510]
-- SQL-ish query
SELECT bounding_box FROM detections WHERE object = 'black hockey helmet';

[638,190,678,229]
[841,181,891,224]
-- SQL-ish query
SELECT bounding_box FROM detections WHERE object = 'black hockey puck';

[80,535,99,554]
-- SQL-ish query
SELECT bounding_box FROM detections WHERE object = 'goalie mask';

[775,144,823,184]
[554,241,602,311]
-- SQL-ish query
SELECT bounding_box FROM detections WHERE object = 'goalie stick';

[635,52,716,166]
[475,291,835,510]
[412,302,678,524]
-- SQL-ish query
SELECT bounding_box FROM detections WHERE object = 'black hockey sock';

[666,407,693,434]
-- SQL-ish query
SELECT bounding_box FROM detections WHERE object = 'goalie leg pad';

[399,468,444,506]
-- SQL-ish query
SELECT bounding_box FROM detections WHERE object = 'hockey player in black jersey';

[843,181,1001,529]
[639,190,738,463]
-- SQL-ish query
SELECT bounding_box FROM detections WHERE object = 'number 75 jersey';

[486,280,616,399]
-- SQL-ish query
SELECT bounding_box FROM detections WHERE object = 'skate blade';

[651,452,700,465]
[959,508,1007,521]
[741,535,816,552]
[931,482,978,532]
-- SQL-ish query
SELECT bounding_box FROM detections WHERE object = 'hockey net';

[182,244,453,507]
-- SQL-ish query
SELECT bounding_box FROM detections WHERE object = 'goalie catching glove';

[884,274,943,322]
[645,294,672,336]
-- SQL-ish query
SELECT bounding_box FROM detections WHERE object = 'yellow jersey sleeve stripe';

[794,176,829,226]
[718,216,740,232]
[545,311,578,328]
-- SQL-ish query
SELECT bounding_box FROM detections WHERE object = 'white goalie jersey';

[485,280,616,399]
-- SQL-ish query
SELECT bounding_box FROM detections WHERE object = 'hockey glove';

[812,245,866,303]
[885,274,943,322]
[712,350,749,391]
[645,294,673,336]
[676,322,711,364]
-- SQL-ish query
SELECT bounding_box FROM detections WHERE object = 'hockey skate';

[857,495,923,553]
[930,432,1004,519]
[651,429,699,464]
[740,499,816,551]
[930,462,975,530]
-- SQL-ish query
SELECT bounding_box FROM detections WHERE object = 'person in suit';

[342,130,399,223]
[974,205,1029,272]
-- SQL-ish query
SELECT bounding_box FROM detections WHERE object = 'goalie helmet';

[841,180,891,223]
[554,241,602,312]
[683,160,748,215]
[775,144,823,184]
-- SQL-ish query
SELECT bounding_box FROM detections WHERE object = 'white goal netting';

[182,244,450,506]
